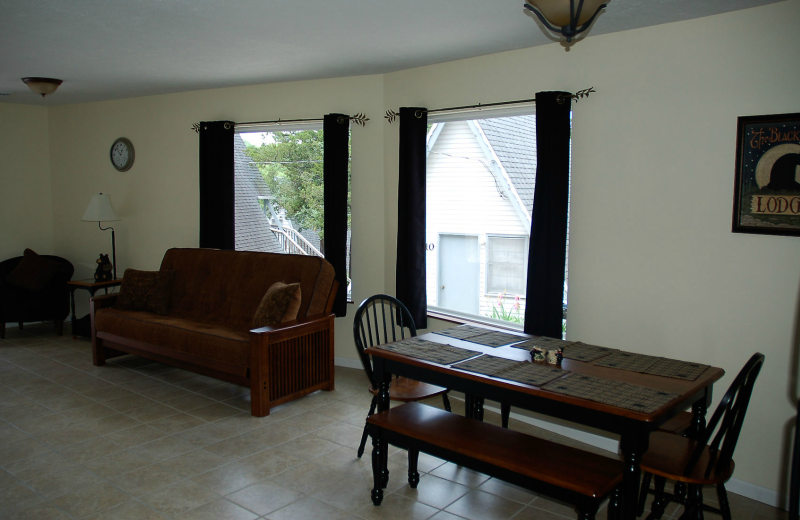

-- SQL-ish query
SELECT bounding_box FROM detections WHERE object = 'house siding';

[425,121,528,322]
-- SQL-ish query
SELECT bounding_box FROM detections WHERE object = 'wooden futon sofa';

[90,247,338,416]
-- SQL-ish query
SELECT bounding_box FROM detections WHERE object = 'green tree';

[244,130,351,240]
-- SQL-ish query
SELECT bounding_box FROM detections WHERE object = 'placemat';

[562,342,617,363]
[511,336,575,351]
[375,338,479,365]
[594,352,709,381]
[510,337,616,362]
[452,355,568,387]
[433,325,525,348]
[433,325,489,340]
[542,374,679,414]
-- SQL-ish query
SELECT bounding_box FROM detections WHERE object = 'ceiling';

[0,0,783,106]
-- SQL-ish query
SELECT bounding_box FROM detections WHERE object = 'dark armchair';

[1,252,74,339]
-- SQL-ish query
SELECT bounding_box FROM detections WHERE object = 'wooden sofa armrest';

[249,312,336,417]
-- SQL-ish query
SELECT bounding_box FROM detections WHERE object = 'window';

[486,236,528,295]
[425,108,569,330]
[234,125,352,300]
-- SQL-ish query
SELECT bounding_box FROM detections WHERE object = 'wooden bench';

[367,402,624,520]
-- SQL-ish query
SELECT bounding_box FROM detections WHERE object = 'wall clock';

[110,137,135,172]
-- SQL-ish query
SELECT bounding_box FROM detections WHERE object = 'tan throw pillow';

[113,269,176,315]
[252,282,302,328]
[5,248,60,291]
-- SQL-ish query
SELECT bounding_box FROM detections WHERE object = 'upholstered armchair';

[1,250,74,339]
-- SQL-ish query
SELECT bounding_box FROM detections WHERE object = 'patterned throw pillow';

[5,248,60,291]
[113,269,176,315]
[251,282,302,328]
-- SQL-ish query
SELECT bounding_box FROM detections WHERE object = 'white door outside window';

[437,234,480,315]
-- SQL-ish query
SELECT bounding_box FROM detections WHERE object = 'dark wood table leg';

[620,424,649,520]
[374,357,391,489]
[370,424,384,505]
[69,288,77,339]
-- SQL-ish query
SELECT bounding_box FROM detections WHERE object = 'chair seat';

[641,432,735,485]
[369,377,448,402]
[658,411,694,435]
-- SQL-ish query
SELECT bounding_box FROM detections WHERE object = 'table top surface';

[366,325,725,423]
[67,278,122,288]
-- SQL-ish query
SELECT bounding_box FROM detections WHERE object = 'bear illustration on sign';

[765,153,800,191]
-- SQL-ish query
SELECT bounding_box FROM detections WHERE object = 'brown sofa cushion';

[159,248,336,331]
[252,282,302,328]
[5,249,60,291]
[114,269,176,315]
[95,307,250,371]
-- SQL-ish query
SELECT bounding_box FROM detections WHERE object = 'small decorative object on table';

[532,346,563,365]
[94,254,113,282]
[532,347,547,362]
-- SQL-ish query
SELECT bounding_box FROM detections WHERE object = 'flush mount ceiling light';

[21,77,63,97]
[524,0,608,42]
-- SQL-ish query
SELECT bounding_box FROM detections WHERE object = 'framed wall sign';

[732,112,800,237]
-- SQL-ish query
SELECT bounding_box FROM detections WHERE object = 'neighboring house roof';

[475,115,537,215]
[234,134,283,254]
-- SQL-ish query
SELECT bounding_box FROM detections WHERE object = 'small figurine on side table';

[94,254,113,282]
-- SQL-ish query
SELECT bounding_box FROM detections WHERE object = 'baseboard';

[334,356,362,370]
[331,362,784,509]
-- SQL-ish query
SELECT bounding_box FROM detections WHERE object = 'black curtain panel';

[198,121,235,250]
[524,92,572,337]
[396,107,428,329]
[323,114,350,317]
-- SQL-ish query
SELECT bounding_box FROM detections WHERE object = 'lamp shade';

[526,0,606,27]
[82,193,121,222]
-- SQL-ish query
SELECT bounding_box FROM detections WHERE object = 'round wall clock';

[110,137,135,172]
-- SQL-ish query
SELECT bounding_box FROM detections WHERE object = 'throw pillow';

[251,282,302,328]
[5,248,60,291]
[113,269,176,315]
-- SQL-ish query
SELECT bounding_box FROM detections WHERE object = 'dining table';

[364,325,725,520]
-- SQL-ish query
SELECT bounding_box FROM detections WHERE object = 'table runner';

[593,352,709,381]
[433,325,525,347]
[542,374,680,414]
[452,354,567,387]
[512,337,616,363]
[375,338,479,365]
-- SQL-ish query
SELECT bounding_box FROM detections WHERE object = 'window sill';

[426,307,524,332]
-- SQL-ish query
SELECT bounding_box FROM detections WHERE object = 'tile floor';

[0,323,786,520]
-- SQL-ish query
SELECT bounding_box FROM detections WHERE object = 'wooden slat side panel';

[268,328,332,402]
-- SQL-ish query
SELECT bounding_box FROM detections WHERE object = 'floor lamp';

[82,193,121,279]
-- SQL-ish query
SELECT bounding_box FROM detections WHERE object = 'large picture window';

[425,109,569,330]
[234,125,352,300]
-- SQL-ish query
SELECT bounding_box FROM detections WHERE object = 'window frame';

[484,234,529,297]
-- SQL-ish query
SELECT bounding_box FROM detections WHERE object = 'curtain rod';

[383,87,595,123]
[191,113,369,133]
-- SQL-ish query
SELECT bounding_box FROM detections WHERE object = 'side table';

[67,278,122,338]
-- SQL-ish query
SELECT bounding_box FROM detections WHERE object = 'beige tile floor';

[0,323,785,520]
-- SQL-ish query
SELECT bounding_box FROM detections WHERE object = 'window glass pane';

[487,236,527,295]
[235,129,352,301]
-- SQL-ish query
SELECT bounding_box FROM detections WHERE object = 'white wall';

[383,0,800,500]
[0,103,53,260]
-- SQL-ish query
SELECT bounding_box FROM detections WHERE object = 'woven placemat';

[512,336,574,351]
[433,325,489,340]
[562,342,616,362]
[452,355,568,387]
[594,352,709,381]
[542,374,679,414]
[375,338,479,365]
[433,325,525,348]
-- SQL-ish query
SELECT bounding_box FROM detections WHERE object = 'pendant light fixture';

[21,77,63,98]
[524,0,608,42]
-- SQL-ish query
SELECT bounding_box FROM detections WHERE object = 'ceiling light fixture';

[524,0,607,42]
[21,77,63,98]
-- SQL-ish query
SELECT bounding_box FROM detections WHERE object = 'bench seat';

[368,402,624,519]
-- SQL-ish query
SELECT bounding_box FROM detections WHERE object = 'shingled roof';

[475,115,537,215]
[234,134,283,254]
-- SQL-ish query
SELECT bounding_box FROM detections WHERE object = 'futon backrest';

[160,248,335,331]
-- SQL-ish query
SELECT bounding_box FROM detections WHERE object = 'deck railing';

[270,226,323,257]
